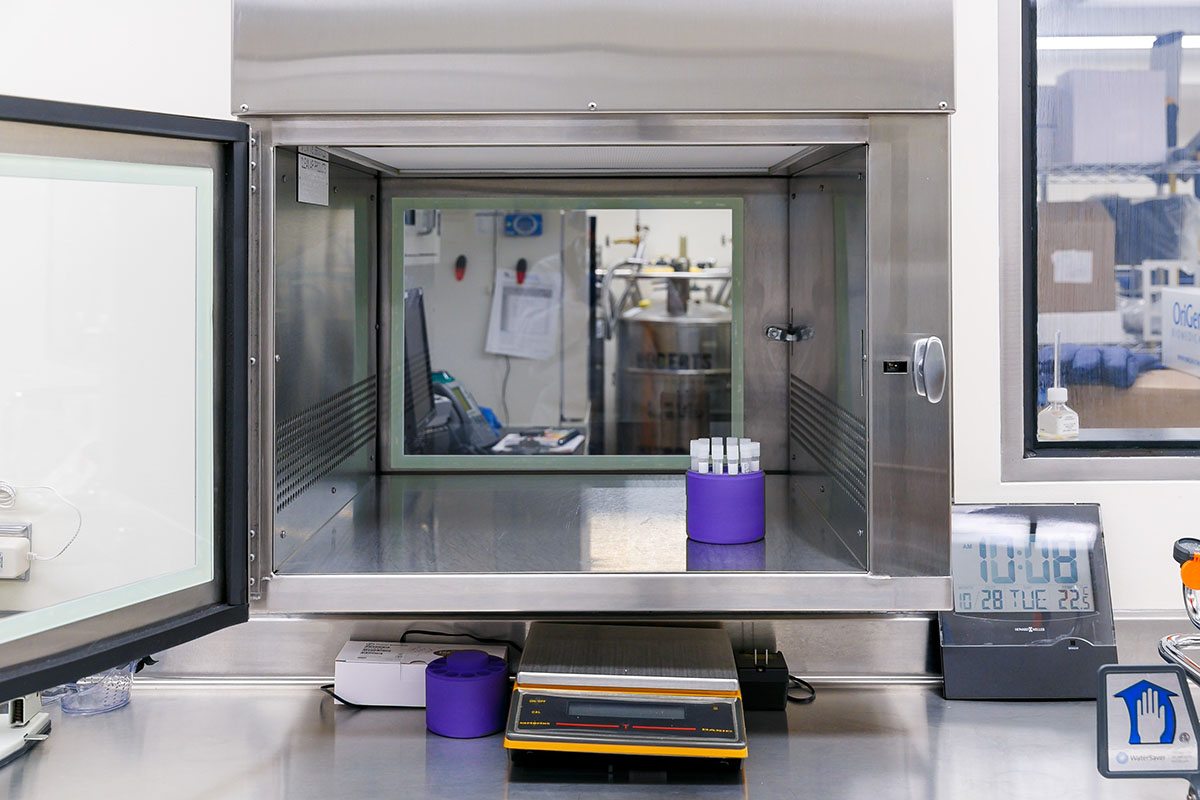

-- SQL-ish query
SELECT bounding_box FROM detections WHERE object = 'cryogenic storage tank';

[616,300,731,454]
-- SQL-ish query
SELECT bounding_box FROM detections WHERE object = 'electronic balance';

[504,623,747,763]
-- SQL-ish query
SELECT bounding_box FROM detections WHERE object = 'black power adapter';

[735,651,791,711]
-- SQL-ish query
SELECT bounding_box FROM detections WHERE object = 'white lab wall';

[0,0,233,119]
[3,0,1188,610]
[952,1,1195,611]
[403,209,590,427]
[0,2,230,630]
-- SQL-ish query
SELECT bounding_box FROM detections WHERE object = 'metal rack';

[1042,160,1200,182]
[1037,160,1200,201]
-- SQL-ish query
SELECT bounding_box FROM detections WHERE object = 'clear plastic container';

[60,662,135,716]
[38,683,73,705]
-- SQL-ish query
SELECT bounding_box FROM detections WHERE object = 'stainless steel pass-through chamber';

[235,0,955,616]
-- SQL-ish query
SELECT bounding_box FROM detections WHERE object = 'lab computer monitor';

[403,288,436,451]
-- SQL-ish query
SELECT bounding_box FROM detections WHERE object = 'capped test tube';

[712,441,725,475]
[727,441,740,475]
[749,442,761,472]
[690,440,702,472]
[740,441,752,475]
[698,440,711,474]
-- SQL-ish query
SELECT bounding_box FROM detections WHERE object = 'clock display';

[951,533,1094,614]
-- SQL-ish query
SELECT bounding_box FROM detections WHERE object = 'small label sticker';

[1051,249,1094,284]
[297,148,329,206]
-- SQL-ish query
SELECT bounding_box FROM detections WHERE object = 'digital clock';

[951,530,1095,614]
[939,504,1116,700]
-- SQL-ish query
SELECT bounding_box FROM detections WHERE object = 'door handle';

[912,336,946,404]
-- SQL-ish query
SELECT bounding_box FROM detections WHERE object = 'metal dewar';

[617,300,731,455]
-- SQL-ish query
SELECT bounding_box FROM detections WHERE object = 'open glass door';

[0,96,248,701]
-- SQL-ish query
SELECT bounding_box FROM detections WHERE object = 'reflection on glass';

[395,204,735,458]
[1035,4,1200,440]
[0,153,215,644]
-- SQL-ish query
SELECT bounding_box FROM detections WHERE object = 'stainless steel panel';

[264,114,870,150]
[259,572,948,614]
[247,119,274,599]
[271,149,379,564]
[866,116,952,576]
[2,682,1180,799]
[274,150,377,418]
[0,120,230,675]
[996,4,1198,481]
[146,615,939,681]
[127,611,1186,682]
[788,159,870,568]
[232,0,954,115]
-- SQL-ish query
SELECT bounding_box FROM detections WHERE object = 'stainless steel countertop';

[0,682,1186,799]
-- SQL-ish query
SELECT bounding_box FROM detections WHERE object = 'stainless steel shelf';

[259,474,951,614]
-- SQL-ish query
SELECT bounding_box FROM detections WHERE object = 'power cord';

[0,480,84,561]
[320,628,525,708]
[787,675,816,705]
[398,628,524,661]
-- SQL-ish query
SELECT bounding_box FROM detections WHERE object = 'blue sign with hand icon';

[1114,679,1178,745]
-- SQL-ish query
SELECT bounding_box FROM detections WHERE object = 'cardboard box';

[333,641,507,706]
[1038,201,1118,313]
[1052,70,1166,165]
[1069,367,1200,429]
[1162,287,1200,379]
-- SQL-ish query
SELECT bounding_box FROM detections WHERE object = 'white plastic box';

[1162,288,1200,379]
[1052,70,1166,165]
[333,641,507,706]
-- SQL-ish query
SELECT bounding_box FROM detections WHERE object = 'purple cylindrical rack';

[686,470,765,545]
[425,650,508,739]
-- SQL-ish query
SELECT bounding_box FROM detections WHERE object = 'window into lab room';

[389,201,740,464]
[1031,2,1200,448]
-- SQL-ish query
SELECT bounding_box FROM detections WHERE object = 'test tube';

[690,440,702,472]
[740,442,752,475]
[727,442,740,475]
[712,441,725,475]
[698,441,711,474]
[749,442,760,473]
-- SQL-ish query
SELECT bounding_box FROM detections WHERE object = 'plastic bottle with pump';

[1038,331,1079,441]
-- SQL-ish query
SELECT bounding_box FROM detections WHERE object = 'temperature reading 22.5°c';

[950,535,1096,614]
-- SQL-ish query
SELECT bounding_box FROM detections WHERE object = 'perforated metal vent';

[275,376,377,513]
[788,375,867,509]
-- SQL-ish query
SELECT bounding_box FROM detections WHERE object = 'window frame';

[1000,0,1200,481]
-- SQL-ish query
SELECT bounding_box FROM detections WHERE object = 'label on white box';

[1163,288,1200,379]
[1051,249,1094,284]
[333,641,507,706]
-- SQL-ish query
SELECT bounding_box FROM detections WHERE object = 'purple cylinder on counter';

[425,650,508,739]
[686,538,767,571]
[686,470,765,544]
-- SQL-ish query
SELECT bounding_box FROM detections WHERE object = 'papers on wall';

[485,256,562,360]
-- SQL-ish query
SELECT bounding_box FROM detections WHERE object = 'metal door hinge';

[764,324,813,343]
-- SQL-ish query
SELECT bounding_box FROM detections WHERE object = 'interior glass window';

[389,200,739,463]
[1031,2,1200,449]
